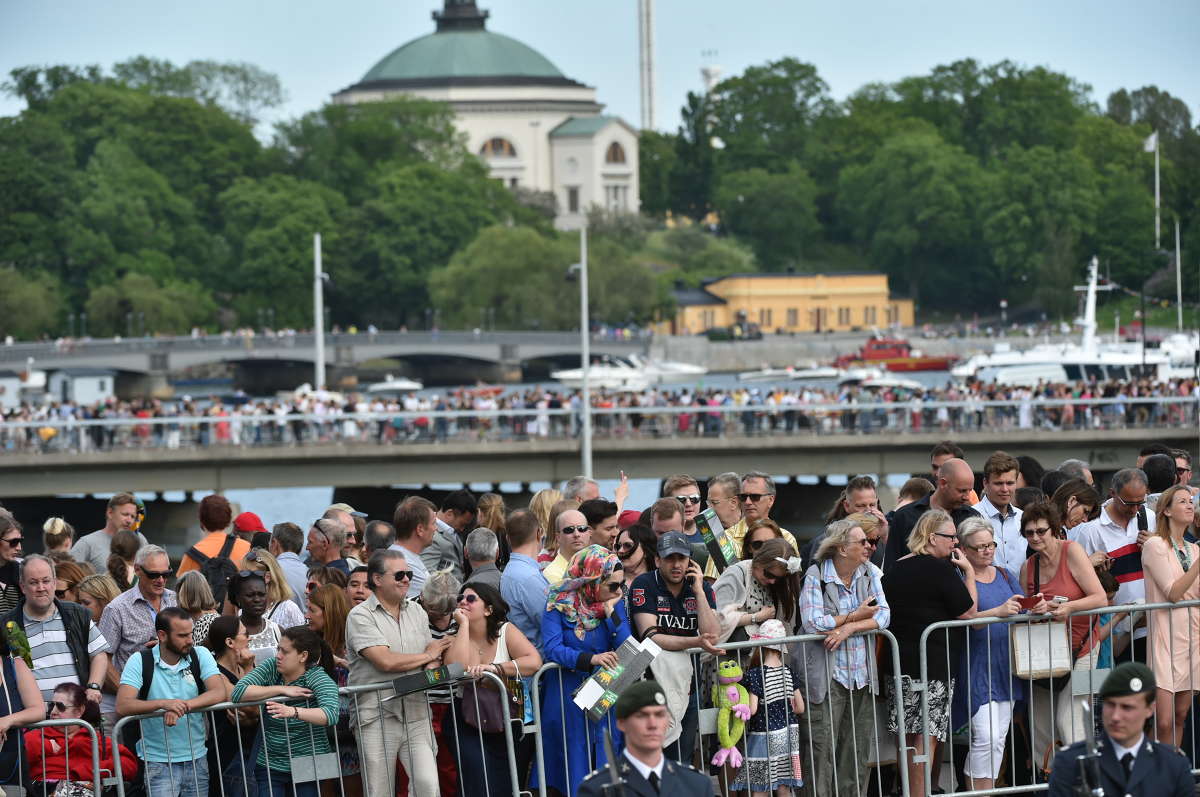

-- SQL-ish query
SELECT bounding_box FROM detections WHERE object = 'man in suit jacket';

[578,680,714,797]
[1048,662,1194,797]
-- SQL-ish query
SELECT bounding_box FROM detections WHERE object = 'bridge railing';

[0,395,1195,455]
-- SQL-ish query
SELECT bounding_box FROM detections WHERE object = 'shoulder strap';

[1033,555,1041,595]
[137,649,155,701]
[188,652,206,695]
[186,545,209,565]
[217,534,238,558]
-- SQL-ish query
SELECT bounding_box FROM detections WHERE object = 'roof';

[51,368,116,378]
[361,30,567,85]
[672,287,726,307]
[704,270,887,282]
[549,116,621,138]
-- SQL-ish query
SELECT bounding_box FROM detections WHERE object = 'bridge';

[2,398,1194,496]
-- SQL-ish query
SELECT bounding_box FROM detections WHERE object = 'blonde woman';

[177,570,221,645]
[529,488,563,566]
[75,574,121,624]
[240,549,306,628]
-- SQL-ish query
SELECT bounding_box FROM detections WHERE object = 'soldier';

[1047,662,1193,797]
[578,680,714,797]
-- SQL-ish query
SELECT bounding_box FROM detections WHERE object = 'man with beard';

[117,606,225,797]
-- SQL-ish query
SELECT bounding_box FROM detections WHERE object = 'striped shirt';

[231,658,340,771]
[23,607,111,700]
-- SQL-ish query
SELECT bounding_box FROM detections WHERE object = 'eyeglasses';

[605,581,625,593]
[393,571,414,582]
[932,532,958,541]
[849,538,872,547]
[864,537,879,548]
[738,493,770,503]
[1179,467,1193,475]
[1113,494,1146,509]
[561,525,590,535]
[969,542,998,552]
[762,570,786,582]
[1,537,23,546]
[748,538,768,552]
[457,593,479,604]
[47,701,75,713]
[139,568,172,581]
[674,495,702,505]
[244,549,261,563]
[1021,525,1052,538]
[305,581,321,592]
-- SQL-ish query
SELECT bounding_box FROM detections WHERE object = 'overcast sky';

[2,0,1197,136]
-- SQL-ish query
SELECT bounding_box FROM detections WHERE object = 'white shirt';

[623,748,664,785]
[1109,733,1143,763]
[1072,502,1154,638]
[974,494,1025,573]
[388,543,429,597]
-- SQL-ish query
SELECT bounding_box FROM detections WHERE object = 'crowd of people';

[1,374,1196,454]
[0,438,1197,797]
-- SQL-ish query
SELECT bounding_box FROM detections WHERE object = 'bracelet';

[294,706,300,719]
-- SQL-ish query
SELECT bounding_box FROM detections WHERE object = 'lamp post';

[314,233,326,389]
[568,226,592,478]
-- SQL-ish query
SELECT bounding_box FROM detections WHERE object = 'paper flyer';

[573,635,662,721]
[694,507,737,573]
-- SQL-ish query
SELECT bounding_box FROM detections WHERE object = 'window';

[863,306,877,325]
[479,137,517,158]
[809,308,828,331]
[758,308,772,327]
[604,185,628,211]
[605,142,627,164]
[509,177,518,188]
[837,307,851,325]
[701,310,715,329]
[567,186,580,213]
[885,305,898,324]
[786,308,798,327]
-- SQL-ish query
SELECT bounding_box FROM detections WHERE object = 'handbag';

[462,660,524,736]
[1010,556,1073,681]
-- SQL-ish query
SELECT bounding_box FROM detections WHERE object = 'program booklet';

[694,507,737,572]
[573,635,662,721]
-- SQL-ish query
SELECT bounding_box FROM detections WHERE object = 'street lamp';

[313,232,330,388]
[566,225,592,478]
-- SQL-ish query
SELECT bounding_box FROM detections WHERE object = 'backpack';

[187,534,239,606]
[121,647,209,757]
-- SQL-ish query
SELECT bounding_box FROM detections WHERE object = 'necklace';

[1171,539,1192,572]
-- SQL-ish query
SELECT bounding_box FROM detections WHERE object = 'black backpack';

[187,534,239,606]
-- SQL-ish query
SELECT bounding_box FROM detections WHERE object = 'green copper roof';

[362,30,565,82]
[549,116,617,137]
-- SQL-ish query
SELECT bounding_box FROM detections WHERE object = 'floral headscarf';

[547,544,623,639]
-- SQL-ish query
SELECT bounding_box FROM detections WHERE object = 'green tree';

[669,92,716,220]
[113,56,286,126]
[84,272,215,335]
[2,64,107,108]
[1106,86,1193,141]
[708,58,833,173]
[714,165,820,270]
[0,267,64,339]
[837,130,985,305]
[638,130,677,217]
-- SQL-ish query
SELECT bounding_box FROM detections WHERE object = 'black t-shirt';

[881,554,973,680]
[629,570,716,638]
[0,561,20,617]
[883,495,980,569]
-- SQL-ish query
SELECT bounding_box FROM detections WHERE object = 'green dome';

[362,30,565,83]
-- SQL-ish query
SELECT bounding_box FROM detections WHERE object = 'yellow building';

[661,272,915,335]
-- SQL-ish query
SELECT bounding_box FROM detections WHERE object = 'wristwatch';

[87,683,102,691]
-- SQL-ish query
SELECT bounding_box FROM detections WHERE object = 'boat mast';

[1075,256,1100,355]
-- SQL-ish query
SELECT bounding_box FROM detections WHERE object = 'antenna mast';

[637,0,655,130]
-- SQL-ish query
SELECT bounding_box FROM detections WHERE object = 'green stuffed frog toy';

[710,659,751,767]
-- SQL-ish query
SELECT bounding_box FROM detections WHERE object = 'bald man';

[543,509,592,586]
[883,458,981,568]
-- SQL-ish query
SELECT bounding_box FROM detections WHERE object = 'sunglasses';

[675,495,702,505]
[1178,467,1192,475]
[748,538,769,552]
[1021,526,1052,538]
[738,493,769,503]
[932,532,958,541]
[1,537,23,546]
[139,568,172,581]
[306,581,321,592]
[605,581,625,593]
[1113,494,1146,508]
[762,570,786,582]
[457,593,480,604]
[47,701,75,713]
[561,524,590,535]
[245,550,262,563]
[393,570,414,582]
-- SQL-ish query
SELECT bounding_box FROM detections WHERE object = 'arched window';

[479,137,517,158]
[605,141,626,164]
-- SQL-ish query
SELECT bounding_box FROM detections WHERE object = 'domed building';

[334,0,638,229]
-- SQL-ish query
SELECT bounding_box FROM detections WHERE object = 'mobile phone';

[1017,595,1041,611]
[864,597,878,607]
[1053,595,1069,604]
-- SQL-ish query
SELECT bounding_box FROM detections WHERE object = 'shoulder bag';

[462,659,524,737]
[1010,556,1072,681]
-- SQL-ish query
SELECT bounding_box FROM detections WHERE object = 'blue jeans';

[254,764,318,797]
[145,757,209,797]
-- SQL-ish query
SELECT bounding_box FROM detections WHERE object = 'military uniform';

[577,754,715,797]
[1047,734,1193,797]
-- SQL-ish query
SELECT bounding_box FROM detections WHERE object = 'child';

[731,619,805,797]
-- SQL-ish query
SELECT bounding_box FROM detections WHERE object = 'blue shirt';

[275,551,309,611]
[120,645,220,763]
[501,552,549,651]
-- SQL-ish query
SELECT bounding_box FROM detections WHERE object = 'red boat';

[834,337,956,372]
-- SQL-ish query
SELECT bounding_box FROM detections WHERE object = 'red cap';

[233,511,268,534]
[618,509,641,529]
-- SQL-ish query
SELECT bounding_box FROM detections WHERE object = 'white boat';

[837,367,887,385]
[551,356,649,392]
[365,375,424,396]
[738,363,841,383]
[625,353,708,384]
[949,257,1183,386]
[737,366,796,382]
[791,366,842,381]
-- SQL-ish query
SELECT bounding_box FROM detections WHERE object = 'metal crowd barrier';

[16,718,104,797]
[919,598,1200,797]
[102,668,522,797]
[531,628,909,797]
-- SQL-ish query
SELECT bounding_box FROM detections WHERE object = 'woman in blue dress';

[535,544,630,797]
[952,518,1025,792]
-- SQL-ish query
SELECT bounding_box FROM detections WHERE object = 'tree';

[0,267,63,339]
[84,273,215,335]
[837,130,985,305]
[647,226,756,289]
[113,57,286,126]
[708,58,833,173]
[669,92,716,220]
[638,130,677,217]
[2,65,106,108]
[713,165,820,270]
[1106,86,1193,142]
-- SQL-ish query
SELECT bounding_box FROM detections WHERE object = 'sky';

[1,0,1198,135]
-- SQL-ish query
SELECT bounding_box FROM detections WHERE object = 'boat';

[625,353,708,384]
[736,363,840,382]
[737,366,796,382]
[364,375,424,396]
[949,257,1187,386]
[834,336,957,372]
[551,356,649,392]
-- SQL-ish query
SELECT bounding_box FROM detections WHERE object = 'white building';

[333,0,638,229]
[47,368,116,406]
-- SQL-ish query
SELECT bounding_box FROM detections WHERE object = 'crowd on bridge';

[1,373,1196,454]
[0,431,1199,797]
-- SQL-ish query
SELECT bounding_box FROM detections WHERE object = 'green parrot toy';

[5,620,33,668]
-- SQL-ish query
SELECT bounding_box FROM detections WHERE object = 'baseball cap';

[328,502,368,519]
[233,511,268,535]
[656,531,692,559]
[617,510,641,529]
